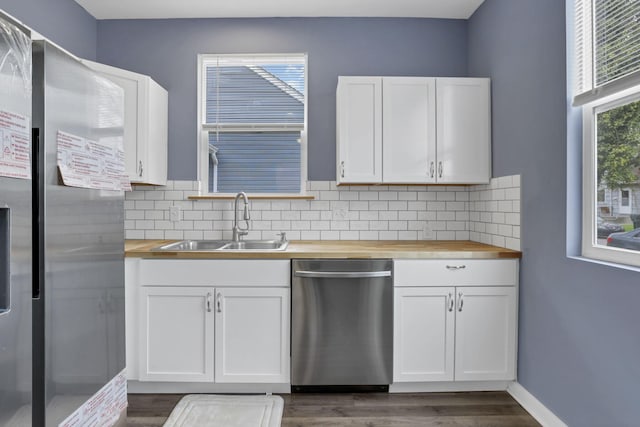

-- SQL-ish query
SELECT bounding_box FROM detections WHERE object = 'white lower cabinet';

[454,286,516,381]
[393,260,518,385]
[139,286,215,382]
[133,259,290,387]
[215,287,289,383]
[394,287,454,382]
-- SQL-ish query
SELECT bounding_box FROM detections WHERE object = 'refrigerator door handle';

[32,127,41,299]
[0,207,8,313]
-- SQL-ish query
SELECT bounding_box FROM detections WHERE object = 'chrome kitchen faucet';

[232,192,250,241]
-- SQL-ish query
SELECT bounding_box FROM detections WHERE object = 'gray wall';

[96,18,467,181]
[469,1,640,426]
[0,0,97,59]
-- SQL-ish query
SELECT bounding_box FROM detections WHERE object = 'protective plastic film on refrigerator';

[0,12,33,427]
[32,40,127,426]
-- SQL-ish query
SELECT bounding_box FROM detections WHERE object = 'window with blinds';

[574,0,640,105]
[199,54,306,193]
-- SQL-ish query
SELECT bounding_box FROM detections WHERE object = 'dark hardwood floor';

[126,391,541,426]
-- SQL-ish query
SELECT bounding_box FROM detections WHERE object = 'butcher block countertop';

[125,240,521,260]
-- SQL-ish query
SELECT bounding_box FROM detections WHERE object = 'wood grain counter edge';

[125,240,521,260]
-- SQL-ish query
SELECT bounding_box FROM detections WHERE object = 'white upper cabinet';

[383,77,436,183]
[82,60,168,185]
[336,76,491,185]
[436,78,491,184]
[336,77,382,183]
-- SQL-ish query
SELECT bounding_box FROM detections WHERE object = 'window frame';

[196,53,308,196]
[581,86,640,267]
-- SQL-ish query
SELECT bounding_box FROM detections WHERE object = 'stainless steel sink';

[153,239,288,251]
[154,240,228,251]
[219,240,288,251]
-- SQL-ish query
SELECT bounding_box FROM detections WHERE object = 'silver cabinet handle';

[429,161,435,178]
[458,292,464,312]
[216,292,222,313]
[295,270,392,279]
[139,160,143,177]
[448,293,454,312]
[340,161,345,178]
[438,161,443,178]
[206,292,212,312]
[446,265,466,270]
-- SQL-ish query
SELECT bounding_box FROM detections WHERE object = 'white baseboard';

[128,380,290,394]
[507,382,567,427]
[390,380,510,393]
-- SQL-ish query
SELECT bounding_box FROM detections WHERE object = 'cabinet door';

[85,67,142,182]
[143,80,168,185]
[393,287,454,382]
[138,286,214,382]
[454,286,516,381]
[383,77,436,183]
[336,76,382,183]
[436,78,491,184]
[215,287,289,383]
[81,60,168,185]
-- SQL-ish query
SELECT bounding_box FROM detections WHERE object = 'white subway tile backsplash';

[379,231,399,240]
[319,191,339,200]
[398,192,417,201]
[428,201,446,211]
[359,191,379,201]
[309,181,330,191]
[369,221,389,231]
[359,231,379,240]
[320,230,340,239]
[399,211,417,221]
[437,231,456,240]
[126,210,144,220]
[468,175,521,251]
[398,231,418,240]
[417,192,437,201]
[379,191,398,201]
[348,201,368,211]
[124,176,520,248]
[379,211,398,221]
[301,230,321,240]
[369,201,389,211]
[165,230,184,240]
[340,231,359,240]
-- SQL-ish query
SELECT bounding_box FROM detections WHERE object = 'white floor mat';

[163,395,284,427]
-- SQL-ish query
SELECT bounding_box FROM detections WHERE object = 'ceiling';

[74,0,485,20]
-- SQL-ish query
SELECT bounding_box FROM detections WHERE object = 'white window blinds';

[203,55,305,129]
[200,54,306,193]
[574,0,640,105]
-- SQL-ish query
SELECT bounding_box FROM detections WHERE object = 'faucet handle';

[277,232,287,242]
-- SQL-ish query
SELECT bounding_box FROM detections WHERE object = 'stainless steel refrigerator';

[1,12,126,425]
[0,12,33,427]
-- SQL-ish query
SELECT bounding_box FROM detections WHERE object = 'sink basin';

[154,240,228,251]
[153,239,288,251]
[219,240,289,251]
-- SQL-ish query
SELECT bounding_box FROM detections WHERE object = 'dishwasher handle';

[294,270,392,279]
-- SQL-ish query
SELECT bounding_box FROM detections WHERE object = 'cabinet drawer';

[394,259,517,287]
[139,259,290,286]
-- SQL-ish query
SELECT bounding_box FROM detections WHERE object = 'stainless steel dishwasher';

[291,259,393,391]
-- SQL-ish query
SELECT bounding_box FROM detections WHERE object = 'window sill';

[188,194,315,200]
[567,255,640,273]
